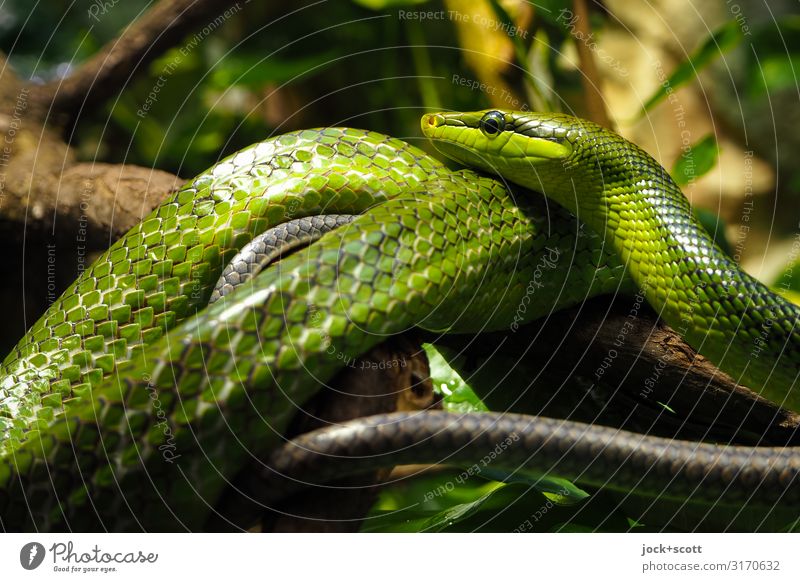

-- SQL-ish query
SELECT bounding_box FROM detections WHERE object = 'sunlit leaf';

[771,255,800,299]
[672,134,719,186]
[423,343,487,412]
[364,472,635,532]
[656,401,677,414]
[362,468,505,532]
[149,46,202,77]
[487,0,552,111]
[417,482,514,532]
[444,0,531,111]
[527,27,558,112]
[406,21,441,110]
[759,54,800,94]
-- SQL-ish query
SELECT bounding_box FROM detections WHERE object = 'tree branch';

[434,295,800,446]
[29,0,245,116]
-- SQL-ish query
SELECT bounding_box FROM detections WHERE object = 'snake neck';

[574,137,733,285]
[561,132,800,404]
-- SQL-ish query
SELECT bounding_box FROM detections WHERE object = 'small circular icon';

[20,542,46,570]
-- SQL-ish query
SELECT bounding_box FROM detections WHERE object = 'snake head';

[421,109,599,211]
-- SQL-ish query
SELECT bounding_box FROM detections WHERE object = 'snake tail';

[261,411,800,507]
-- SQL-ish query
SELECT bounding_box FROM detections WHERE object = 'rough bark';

[434,295,800,447]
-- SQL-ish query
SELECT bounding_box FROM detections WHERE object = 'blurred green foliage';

[641,20,745,113]
[0,0,591,177]
[3,0,504,176]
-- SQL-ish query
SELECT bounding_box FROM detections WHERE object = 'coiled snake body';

[0,113,797,531]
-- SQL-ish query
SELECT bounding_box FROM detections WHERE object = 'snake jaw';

[422,110,575,204]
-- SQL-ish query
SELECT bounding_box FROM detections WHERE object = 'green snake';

[0,111,797,531]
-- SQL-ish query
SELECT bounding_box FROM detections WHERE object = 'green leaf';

[526,28,559,112]
[361,468,504,532]
[423,343,487,412]
[149,46,202,78]
[642,20,743,112]
[364,471,634,532]
[417,482,510,532]
[656,401,677,414]
[759,54,800,94]
[783,517,800,533]
[479,468,589,504]
[406,21,441,110]
[672,134,719,186]
[770,252,800,299]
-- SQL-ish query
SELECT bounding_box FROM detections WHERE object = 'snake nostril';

[425,114,443,128]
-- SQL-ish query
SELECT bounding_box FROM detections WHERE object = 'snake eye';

[479,111,506,137]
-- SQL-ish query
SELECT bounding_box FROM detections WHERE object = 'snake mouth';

[421,110,572,180]
[421,111,572,164]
